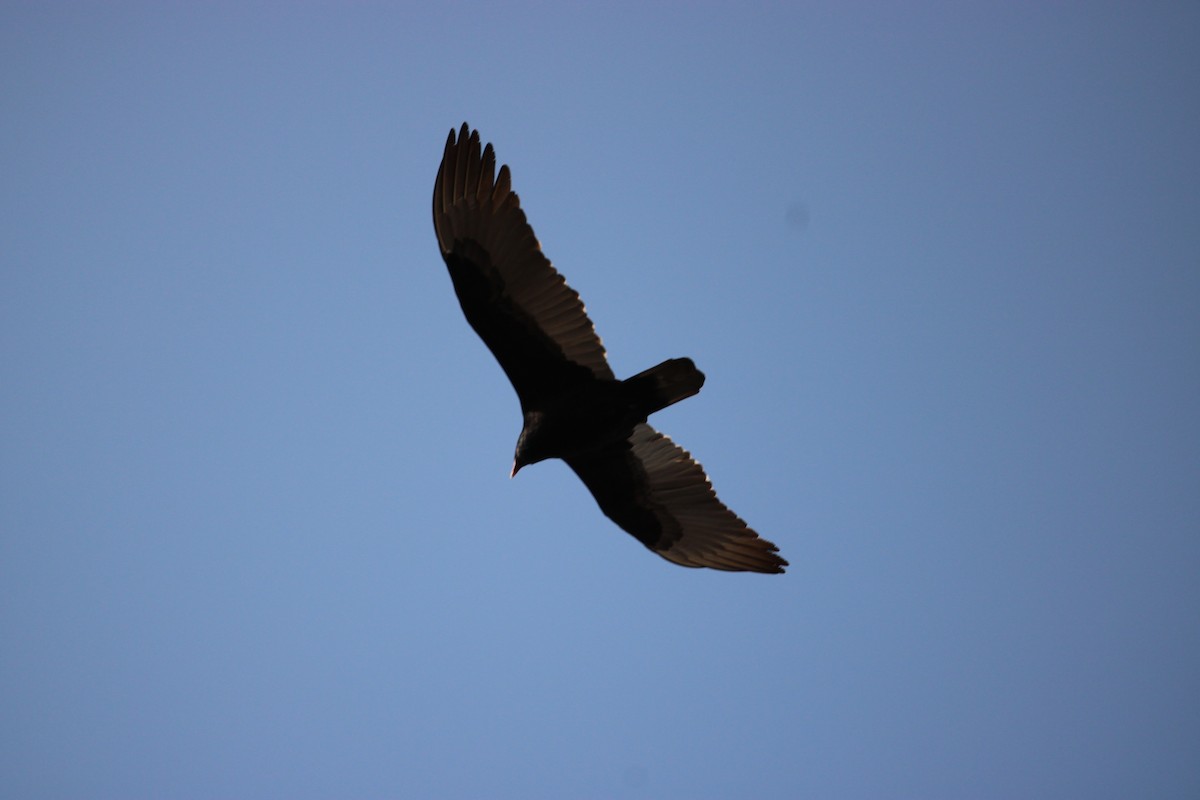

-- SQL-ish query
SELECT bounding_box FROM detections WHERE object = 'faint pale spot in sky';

[786,200,810,232]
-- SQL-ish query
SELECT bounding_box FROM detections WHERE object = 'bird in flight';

[432,124,787,573]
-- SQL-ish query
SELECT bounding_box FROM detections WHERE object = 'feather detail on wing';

[433,124,613,408]
[567,424,787,574]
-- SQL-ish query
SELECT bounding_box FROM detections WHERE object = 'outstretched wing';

[566,424,787,573]
[433,123,614,410]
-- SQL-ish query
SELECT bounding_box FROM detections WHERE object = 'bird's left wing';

[566,424,787,573]
[433,124,614,410]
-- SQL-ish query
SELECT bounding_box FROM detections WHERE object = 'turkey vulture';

[432,124,787,574]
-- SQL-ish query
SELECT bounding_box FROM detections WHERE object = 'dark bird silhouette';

[432,123,787,573]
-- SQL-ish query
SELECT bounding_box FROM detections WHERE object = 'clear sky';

[2,3,1198,798]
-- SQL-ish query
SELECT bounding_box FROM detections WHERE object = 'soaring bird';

[432,124,787,574]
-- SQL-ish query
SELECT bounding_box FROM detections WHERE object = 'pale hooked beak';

[510,461,521,479]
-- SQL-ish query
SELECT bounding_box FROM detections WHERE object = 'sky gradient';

[3,3,1198,798]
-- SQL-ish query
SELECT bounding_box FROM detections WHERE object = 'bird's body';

[511,357,704,472]
[432,124,787,573]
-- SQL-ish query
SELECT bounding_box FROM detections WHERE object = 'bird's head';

[511,440,533,479]
[511,413,550,478]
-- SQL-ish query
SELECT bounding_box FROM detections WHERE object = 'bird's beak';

[510,461,520,479]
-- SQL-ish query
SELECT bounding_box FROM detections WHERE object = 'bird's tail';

[624,358,705,416]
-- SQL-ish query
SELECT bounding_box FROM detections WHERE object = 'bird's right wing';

[566,424,787,573]
[433,124,614,409]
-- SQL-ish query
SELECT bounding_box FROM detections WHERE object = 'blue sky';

[2,3,1198,798]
